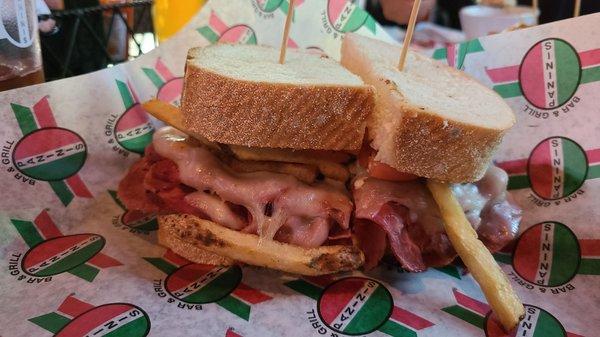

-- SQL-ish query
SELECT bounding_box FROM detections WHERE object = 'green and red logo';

[9,96,92,206]
[29,295,150,336]
[198,11,257,44]
[496,136,599,199]
[113,80,154,154]
[108,190,158,232]
[142,58,183,106]
[442,289,583,337]
[145,250,272,320]
[254,0,304,14]
[325,0,376,34]
[286,275,433,336]
[432,39,484,70]
[485,38,600,108]
[494,221,600,287]
[10,210,122,282]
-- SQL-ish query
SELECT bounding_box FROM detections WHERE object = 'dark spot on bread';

[194,229,228,248]
[309,246,363,272]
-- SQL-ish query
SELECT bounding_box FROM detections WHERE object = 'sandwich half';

[341,33,524,329]
[118,44,375,275]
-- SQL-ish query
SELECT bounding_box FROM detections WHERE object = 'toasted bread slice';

[341,33,515,182]
[158,214,364,275]
[181,44,375,151]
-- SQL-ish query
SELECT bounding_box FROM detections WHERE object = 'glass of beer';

[153,0,206,42]
[0,0,45,92]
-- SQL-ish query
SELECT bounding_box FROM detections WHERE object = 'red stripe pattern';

[87,253,123,268]
[226,328,243,337]
[66,175,93,198]
[453,289,490,316]
[57,295,95,318]
[579,239,600,257]
[155,59,175,82]
[389,307,434,330]
[587,148,600,164]
[579,48,600,67]
[496,158,528,175]
[232,283,272,304]
[35,210,62,239]
[32,96,57,128]
[485,65,520,83]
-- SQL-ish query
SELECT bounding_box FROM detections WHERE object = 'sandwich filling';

[118,127,353,248]
[353,165,522,272]
[118,126,521,271]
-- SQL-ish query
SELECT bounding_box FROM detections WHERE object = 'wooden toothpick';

[398,0,421,71]
[278,0,295,64]
[574,0,581,17]
[532,0,538,13]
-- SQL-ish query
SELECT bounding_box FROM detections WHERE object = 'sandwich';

[118,36,524,329]
[118,44,376,275]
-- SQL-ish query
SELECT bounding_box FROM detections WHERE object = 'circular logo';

[164,264,242,303]
[317,277,393,335]
[527,136,588,200]
[220,25,257,44]
[157,78,183,106]
[519,38,581,110]
[512,221,580,287]
[115,104,154,154]
[120,211,158,232]
[256,0,283,12]
[55,303,150,337]
[12,127,87,181]
[22,234,105,277]
[327,0,370,33]
[485,305,566,337]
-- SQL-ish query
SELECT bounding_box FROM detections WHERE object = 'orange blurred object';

[153,0,205,42]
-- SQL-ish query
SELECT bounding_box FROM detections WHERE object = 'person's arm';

[379,0,436,24]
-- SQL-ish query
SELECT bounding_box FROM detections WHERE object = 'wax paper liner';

[0,1,598,336]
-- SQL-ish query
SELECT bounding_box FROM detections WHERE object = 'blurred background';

[1,0,598,92]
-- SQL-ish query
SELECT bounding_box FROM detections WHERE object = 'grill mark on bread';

[158,214,364,275]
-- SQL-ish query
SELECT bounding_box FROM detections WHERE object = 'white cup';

[459,5,540,40]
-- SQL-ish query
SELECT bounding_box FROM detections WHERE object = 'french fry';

[142,99,185,130]
[229,145,350,181]
[229,159,318,184]
[158,214,365,275]
[426,180,524,330]
[142,99,221,150]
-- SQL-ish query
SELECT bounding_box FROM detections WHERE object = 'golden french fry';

[229,145,350,181]
[426,179,524,330]
[158,214,364,275]
[142,99,185,130]
[229,159,318,184]
[142,99,220,150]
